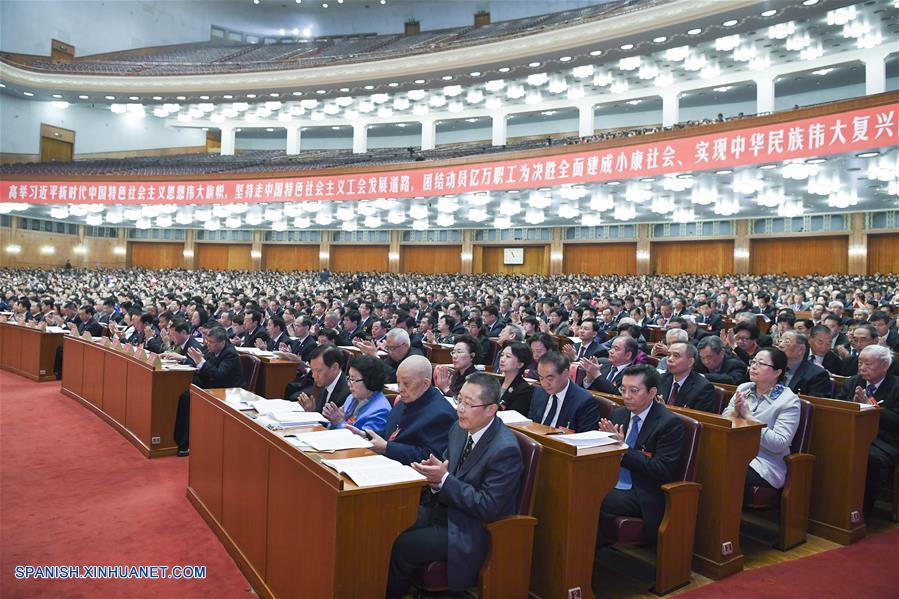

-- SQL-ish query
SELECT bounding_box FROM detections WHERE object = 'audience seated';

[528,351,598,433]
[496,341,534,415]
[323,354,391,433]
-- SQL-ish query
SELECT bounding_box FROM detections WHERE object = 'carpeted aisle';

[0,371,252,598]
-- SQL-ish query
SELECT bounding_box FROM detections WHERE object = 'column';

[864,57,886,96]
[848,212,867,275]
[76,224,87,267]
[319,231,331,270]
[461,230,474,275]
[117,227,128,267]
[420,118,436,151]
[577,103,595,138]
[183,229,196,270]
[733,219,750,274]
[352,123,368,154]
[756,76,775,115]
[636,224,651,275]
[550,227,564,275]
[491,113,507,146]
[286,125,302,156]
[251,230,263,271]
[220,126,236,156]
[661,91,679,128]
[389,230,401,273]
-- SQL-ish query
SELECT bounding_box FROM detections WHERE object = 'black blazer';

[588,362,628,394]
[658,371,719,413]
[499,374,534,415]
[77,317,104,338]
[193,343,245,389]
[786,359,833,398]
[313,372,351,413]
[266,331,291,352]
[573,339,606,361]
[697,357,749,387]
[839,375,899,460]
[810,350,844,376]
[484,319,504,338]
[292,335,317,362]
[608,401,685,544]
[242,325,269,348]
[176,337,206,367]
[528,382,599,433]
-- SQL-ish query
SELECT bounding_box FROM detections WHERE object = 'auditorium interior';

[0,0,897,597]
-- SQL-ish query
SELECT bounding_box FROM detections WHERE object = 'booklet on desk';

[555,430,619,454]
[292,428,372,451]
[321,455,426,487]
[495,410,532,426]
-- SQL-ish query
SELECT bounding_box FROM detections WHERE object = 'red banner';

[1,103,895,205]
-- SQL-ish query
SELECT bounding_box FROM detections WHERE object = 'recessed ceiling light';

[105,95,115,100]
[466,118,478,122]
[292,91,303,96]
[441,75,453,80]
[322,2,328,7]
[223,94,233,99]
[247,93,256,98]
[528,61,540,67]
[653,36,667,43]
[716,169,733,175]
[713,86,732,92]
[589,50,602,56]
[202,127,209,131]
[396,123,406,127]
[23,91,34,97]
[761,9,777,16]
[606,181,620,186]
[559,56,572,62]
[332,126,341,130]
[801,0,818,5]
[199,95,210,100]
[641,178,655,182]
[805,158,827,164]
[380,0,386,4]
[687,28,702,35]
[469,71,481,76]
[388,82,399,87]
[152,95,162,100]
[176,95,186,100]
[759,163,778,170]
[339,87,349,92]
[620,43,634,50]
[722,19,738,26]
[52,94,62,98]
[812,68,834,76]
[266,127,274,132]
[498,67,511,73]
[364,85,374,90]
[270,92,280,97]
[414,79,425,84]
[128,96,139,100]
[78,94,89,99]
[857,151,879,158]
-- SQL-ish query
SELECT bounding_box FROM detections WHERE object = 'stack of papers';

[555,431,619,454]
[291,428,373,451]
[321,455,426,487]
[496,410,532,425]
[45,326,66,333]
[235,347,275,358]
[384,383,399,392]
[163,364,196,371]
[249,399,327,428]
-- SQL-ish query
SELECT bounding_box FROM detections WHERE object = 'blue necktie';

[866,384,877,398]
[542,394,558,426]
[615,415,641,490]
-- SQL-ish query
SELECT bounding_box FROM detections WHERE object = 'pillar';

[286,125,301,156]
[319,231,331,270]
[220,126,236,156]
[733,219,750,274]
[251,230,263,271]
[491,113,507,147]
[75,224,87,267]
[420,118,436,151]
[389,230,401,273]
[183,229,196,270]
[636,224,651,275]
[661,91,679,127]
[352,123,368,154]
[577,103,595,138]
[461,230,474,275]
[756,76,775,115]
[848,212,867,275]
[550,227,564,275]
[117,227,128,268]
[864,57,886,96]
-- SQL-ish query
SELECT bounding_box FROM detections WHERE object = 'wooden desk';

[801,394,880,544]
[510,422,625,599]
[424,343,453,365]
[0,322,63,382]
[255,357,300,399]
[60,335,194,457]
[593,391,764,580]
[188,387,424,599]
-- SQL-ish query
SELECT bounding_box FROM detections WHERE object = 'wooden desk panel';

[188,387,424,599]
[61,336,193,458]
[512,423,625,599]
[0,322,63,382]
[256,359,299,399]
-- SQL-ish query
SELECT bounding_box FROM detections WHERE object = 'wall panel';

[867,233,899,274]
[330,245,389,272]
[0,229,126,269]
[400,246,462,274]
[563,243,637,275]
[475,245,548,275]
[196,243,252,271]
[130,242,183,269]
[263,245,320,271]
[751,237,848,275]
[651,240,734,275]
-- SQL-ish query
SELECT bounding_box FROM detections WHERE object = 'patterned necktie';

[458,435,474,470]
[668,382,680,405]
[542,394,559,426]
[607,366,618,382]
[866,384,877,398]
[578,345,586,360]
[615,415,642,490]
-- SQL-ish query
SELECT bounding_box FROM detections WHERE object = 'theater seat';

[743,398,815,550]
[413,429,541,598]
[600,412,702,595]
[711,386,728,414]
[238,354,260,393]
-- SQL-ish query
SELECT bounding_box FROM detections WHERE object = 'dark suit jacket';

[484,319,504,338]
[77,317,104,338]
[381,346,425,384]
[839,375,899,460]
[573,339,605,361]
[695,313,723,332]
[696,358,749,386]
[499,374,534,415]
[175,337,205,367]
[885,329,899,351]
[810,351,844,375]
[659,371,719,413]
[528,382,599,433]
[608,401,685,543]
[292,335,317,362]
[587,362,628,395]
[193,343,245,389]
[242,325,269,348]
[266,331,290,352]
[437,419,522,590]
[786,359,833,398]
[380,386,458,465]
[312,373,350,413]
[144,333,164,354]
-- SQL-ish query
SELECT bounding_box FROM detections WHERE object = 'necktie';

[457,435,474,471]
[866,384,877,398]
[667,382,680,405]
[542,394,559,426]
[607,367,618,382]
[578,345,586,360]
[615,415,642,490]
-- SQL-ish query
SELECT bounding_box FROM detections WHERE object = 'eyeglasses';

[384,344,403,351]
[450,350,471,356]
[457,401,491,412]
[749,359,775,368]
[347,377,364,384]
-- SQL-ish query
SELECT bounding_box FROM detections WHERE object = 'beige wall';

[0,228,127,269]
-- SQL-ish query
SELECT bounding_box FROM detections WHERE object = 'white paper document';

[45,326,66,333]
[555,430,618,449]
[321,455,426,487]
[235,347,275,357]
[495,410,532,425]
[292,428,373,451]
[163,364,196,371]
[384,383,399,392]
[249,399,303,414]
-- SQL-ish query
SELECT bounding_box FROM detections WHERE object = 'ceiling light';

[498,67,511,73]
[23,91,34,97]
[856,151,879,158]
[469,71,481,76]
[78,95,89,99]
[687,28,702,35]
[802,0,818,5]
[559,56,572,62]
[761,9,777,16]
[528,61,540,68]
[620,43,634,50]
[653,36,667,43]
[589,50,602,56]
[52,93,62,98]
[722,19,738,27]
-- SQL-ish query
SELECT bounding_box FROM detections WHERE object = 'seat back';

[672,411,702,482]
[238,354,261,392]
[711,386,728,414]
[791,399,814,454]
[594,394,618,420]
[510,428,542,516]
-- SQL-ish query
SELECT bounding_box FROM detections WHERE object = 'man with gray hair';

[695,336,749,385]
[359,327,424,383]
[838,345,898,516]
[778,330,833,398]
[655,328,689,370]
[491,323,525,371]
[657,342,719,412]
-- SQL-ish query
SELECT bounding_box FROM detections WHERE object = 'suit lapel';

[634,402,661,448]
[455,419,499,478]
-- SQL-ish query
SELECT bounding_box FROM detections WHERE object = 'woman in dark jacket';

[497,341,534,415]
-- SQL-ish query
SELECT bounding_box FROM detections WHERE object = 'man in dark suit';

[599,364,685,545]
[528,351,599,432]
[173,327,245,456]
[870,312,899,351]
[694,301,723,333]
[582,336,638,395]
[359,328,423,383]
[241,311,269,348]
[290,317,318,362]
[259,316,290,352]
[288,345,350,411]
[569,318,606,361]
[779,330,833,398]
[837,345,899,516]
[387,373,523,598]
[350,355,457,465]
[808,325,844,375]
[76,305,104,337]
[482,305,504,338]
[658,342,719,412]
[840,324,880,377]
[161,322,205,366]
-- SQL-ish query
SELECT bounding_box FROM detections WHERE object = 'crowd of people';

[2,266,897,596]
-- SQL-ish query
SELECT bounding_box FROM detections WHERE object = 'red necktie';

[667,382,680,405]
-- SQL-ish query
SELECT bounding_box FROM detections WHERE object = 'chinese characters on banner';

[1,104,895,206]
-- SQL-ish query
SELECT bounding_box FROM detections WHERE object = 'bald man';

[348,355,457,465]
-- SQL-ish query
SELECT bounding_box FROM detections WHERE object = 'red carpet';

[0,371,252,598]
[682,529,899,598]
